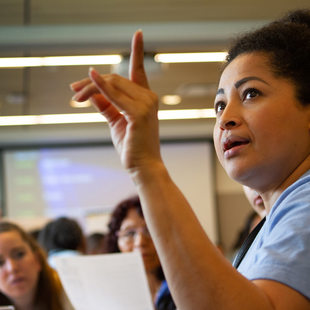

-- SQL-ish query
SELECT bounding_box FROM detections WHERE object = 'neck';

[261,155,310,213]
[15,301,34,310]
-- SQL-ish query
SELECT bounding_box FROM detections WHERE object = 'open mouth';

[223,138,249,152]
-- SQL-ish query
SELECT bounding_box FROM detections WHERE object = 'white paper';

[54,252,154,310]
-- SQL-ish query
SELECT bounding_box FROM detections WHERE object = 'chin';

[225,162,260,187]
[225,163,248,182]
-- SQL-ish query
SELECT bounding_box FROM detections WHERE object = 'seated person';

[230,186,266,261]
[0,221,74,310]
[105,196,176,310]
[242,185,266,219]
[86,232,106,254]
[230,210,262,260]
[38,217,85,269]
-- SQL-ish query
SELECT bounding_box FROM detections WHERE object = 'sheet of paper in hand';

[55,252,154,310]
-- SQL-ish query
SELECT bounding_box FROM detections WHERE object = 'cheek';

[117,240,132,253]
[0,272,8,292]
[27,255,42,281]
[213,126,223,162]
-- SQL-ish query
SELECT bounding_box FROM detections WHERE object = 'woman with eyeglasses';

[105,196,176,310]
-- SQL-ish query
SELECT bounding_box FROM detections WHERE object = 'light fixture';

[70,100,92,108]
[0,51,228,68]
[158,109,215,120]
[161,95,182,105]
[154,52,227,63]
[0,55,123,68]
[0,109,216,126]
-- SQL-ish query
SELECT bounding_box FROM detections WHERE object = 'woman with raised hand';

[71,10,310,310]
[0,221,74,310]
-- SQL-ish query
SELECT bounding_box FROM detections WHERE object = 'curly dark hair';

[105,195,143,253]
[105,196,165,281]
[226,9,310,106]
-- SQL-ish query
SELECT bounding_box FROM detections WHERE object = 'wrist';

[128,159,169,188]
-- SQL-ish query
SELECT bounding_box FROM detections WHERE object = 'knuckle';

[107,74,120,84]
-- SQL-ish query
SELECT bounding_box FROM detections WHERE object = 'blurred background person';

[230,186,266,261]
[38,217,86,269]
[105,196,176,310]
[230,211,262,261]
[242,185,266,219]
[85,232,106,255]
[0,221,74,310]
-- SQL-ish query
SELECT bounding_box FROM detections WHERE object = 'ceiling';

[0,0,309,145]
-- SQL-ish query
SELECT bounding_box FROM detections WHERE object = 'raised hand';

[70,31,162,172]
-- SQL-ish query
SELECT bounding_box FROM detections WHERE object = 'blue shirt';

[48,249,81,269]
[238,170,310,299]
[155,280,176,310]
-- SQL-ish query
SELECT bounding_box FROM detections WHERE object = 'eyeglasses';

[117,227,151,242]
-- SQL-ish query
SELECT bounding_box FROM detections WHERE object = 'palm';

[71,31,160,170]
[87,31,160,170]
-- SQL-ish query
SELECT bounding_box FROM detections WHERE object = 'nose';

[218,101,242,130]
[134,231,148,248]
[4,258,18,273]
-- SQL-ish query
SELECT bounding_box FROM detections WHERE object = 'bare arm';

[70,31,310,310]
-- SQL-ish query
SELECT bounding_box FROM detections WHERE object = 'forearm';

[130,161,273,310]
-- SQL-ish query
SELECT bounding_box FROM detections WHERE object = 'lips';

[10,277,26,286]
[222,136,249,152]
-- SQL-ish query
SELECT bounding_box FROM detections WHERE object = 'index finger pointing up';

[129,30,150,89]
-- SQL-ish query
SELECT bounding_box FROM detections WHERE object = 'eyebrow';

[216,76,269,96]
[235,76,269,89]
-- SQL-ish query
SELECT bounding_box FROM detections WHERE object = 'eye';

[117,229,136,239]
[214,101,226,114]
[243,88,261,101]
[124,230,136,238]
[12,249,26,260]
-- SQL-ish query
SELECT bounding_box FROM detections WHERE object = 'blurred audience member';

[242,185,266,219]
[0,221,74,310]
[86,232,106,255]
[230,187,266,261]
[38,217,85,269]
[29,228,41,241]
[106,196,176,310]
[231,211,262,259]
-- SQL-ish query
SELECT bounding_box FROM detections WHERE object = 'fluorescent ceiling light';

[154,52,227,63]
[158,109,215,120]
[0,114,104,126]
[161,95,182,105]
[0,55,122,68]
[0,109,215,126]
[0,51,227,68]
[70,100,92,108]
